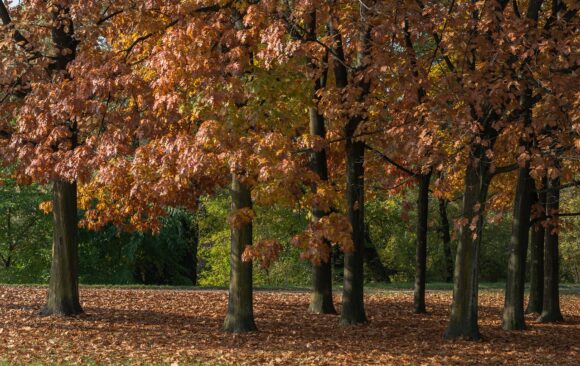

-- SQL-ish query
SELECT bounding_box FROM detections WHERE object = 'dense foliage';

[1,181,577,287]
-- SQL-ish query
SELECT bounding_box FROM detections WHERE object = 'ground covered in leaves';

[0,286,578,365]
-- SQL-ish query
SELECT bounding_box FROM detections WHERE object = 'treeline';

[12,184,576,286]
[0,0,578,340]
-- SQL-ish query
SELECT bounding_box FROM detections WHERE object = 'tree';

[502,0,544,331]
[502,167,533,330]
[538,175,564,323]
[414,172,431,313]
[330,22,368,325]
[438,198,454,283]
[223,176,257,332]
[1,1,83,315]
[526,188,545,314]
[305,10,336,315]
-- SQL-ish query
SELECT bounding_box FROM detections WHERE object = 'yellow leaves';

[39,201,52,214]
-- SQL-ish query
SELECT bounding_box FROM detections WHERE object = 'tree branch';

[530,212,580,225]
[364,143,418,177]
[492,163,518,176]
[535,180,580,193]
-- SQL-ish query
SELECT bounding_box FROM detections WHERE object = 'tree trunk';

[341,136,367,325]
[306,21,336,312]
[41,180,82,316]
[502,165,533,330]
[438,198,454,283]
[223,176,257,332]
[308,105,337,314]
[364,225,391,283]
[329,8,370,325]
[526,191,545,314]
[310,257,336,314]
[444,157,491,340]
[537,176,564,323]
[414,172,431,313]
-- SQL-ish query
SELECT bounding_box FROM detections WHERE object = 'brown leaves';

[0,286,579,365]
[292,213,354,265]
[242,239,282,269]
[228,207,256,229]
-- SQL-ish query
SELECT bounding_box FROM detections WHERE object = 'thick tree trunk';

[537,176,564,323]
[341,137,367,325]
[310,258,336,314]
[41,180,82,316]
[438,198,454,283]
[308,104,337,315]
[502,165,533,330]
[364,226,391,283]
[414,172,431,313]
[444,158,491,340]
[223,176,257,332]
[526,191,545,314]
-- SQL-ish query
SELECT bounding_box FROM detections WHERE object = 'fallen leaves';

[0,286,578,365]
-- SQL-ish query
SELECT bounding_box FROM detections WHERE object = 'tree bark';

[329,19,368,325]
[341,136,367,325]
[40,180,82,316]
[308,94,336,315]
[537,176,564,323]
[526,190,545,314]
[414,172,431,313]
[306,12,336,314]
[444,151,492,340]
[329,2,372,325]
[438,198,454,283]
[223,176,257,332]
[502,165,533,330]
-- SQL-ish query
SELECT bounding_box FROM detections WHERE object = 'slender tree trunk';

[364,225,391,283]
[502,165,533,330]
[223,176,257,332]
[308,100,336,315]
[306,12,336,313]
[444,155,491,340]
[341,136,367,325]
[537,176,564,323]
[414,172,431,313]
[329,4,371,325]
[41,180,82,316]
[438,198,454,283]
[526,191,545,314]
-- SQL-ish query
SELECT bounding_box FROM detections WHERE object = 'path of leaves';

[0,286,578,365]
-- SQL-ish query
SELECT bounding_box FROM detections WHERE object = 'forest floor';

[0,286,578,365]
